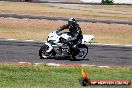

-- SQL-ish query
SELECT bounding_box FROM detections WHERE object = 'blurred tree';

[102,0,114,4]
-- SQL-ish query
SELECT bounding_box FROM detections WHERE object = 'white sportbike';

[39,30,94,60]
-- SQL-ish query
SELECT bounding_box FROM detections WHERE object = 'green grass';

[0,64,131,88]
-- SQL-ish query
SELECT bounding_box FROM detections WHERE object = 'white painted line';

[24,40,35,42]
[82,64,96,67]
[94,43,132,47]
[34,63,45,65]
[82,64,89,67]
[34,63,45,66]
[18,62,32,65]
[46,63,61,67]
[88,65,96,67]
[7,39,17,41]
[103,44,132,47]
[98,66,110,68]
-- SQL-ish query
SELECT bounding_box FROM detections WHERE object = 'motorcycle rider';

[58,18,83,50]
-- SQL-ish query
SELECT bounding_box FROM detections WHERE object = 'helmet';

[68,18,77,28]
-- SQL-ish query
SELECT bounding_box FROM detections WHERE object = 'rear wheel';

[71,44,88,61]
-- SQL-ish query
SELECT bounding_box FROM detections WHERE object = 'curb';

[18,62,32,66]
[17,62,111,68]
[45,63,111,68]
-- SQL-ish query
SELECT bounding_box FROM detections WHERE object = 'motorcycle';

[39,30,94,60]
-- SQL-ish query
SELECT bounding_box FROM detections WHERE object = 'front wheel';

[39,44,53,59]
[71,44,88,61]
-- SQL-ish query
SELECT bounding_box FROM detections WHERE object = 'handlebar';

[55,30,62,36]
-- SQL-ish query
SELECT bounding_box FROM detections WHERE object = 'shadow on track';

[40,56,89,61]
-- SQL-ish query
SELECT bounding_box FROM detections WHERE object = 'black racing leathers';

[58,24,83,45]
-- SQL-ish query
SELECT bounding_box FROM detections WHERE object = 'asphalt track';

[0,13,132,25]
[0,40,132,66]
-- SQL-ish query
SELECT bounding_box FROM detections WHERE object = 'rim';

[41,49,50,58]
[42,50,47,58]
[74,47,88,60]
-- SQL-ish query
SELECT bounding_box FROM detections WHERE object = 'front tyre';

[39,44,52,59]
[71,44,88,61]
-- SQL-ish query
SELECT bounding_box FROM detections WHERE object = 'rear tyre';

[71,44,88,61]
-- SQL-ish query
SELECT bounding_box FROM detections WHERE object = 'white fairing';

[45,43,53,52]
[47,30,71,43]
[46,30,94,52]
[46,30,71,52]
[47,30,60,43]
[82,35,94,44]
[61,33,71,40]
[47,30,94,44]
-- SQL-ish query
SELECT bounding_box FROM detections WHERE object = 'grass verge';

[0,64,131,88]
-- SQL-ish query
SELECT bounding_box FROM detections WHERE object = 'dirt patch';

[0,2,132,21]
[0,18,132,44]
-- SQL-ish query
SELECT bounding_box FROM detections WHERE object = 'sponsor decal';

[79,68,131,86]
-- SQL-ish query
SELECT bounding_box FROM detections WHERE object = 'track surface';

[0,40,132,66]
